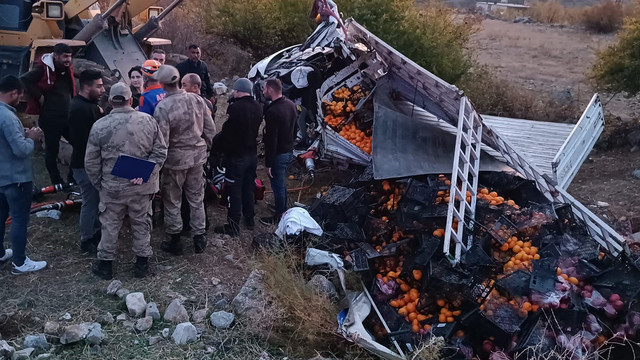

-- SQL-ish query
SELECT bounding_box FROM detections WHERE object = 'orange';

[489,192,498,197]
[447,316,454,323]
[557,267,562,275]
[424,324,431,331]
[437,299,446,307]
[406,302,417,313]
[409,312,418,321]
[560,273,569,281]
[398,307,408,316]
[533,254,541,260]
[439,314,447,323]
[410,292,419,301]
[452,310,461,316]
[413,269,423,281]
[412,324,420,333]
[568,277,579,285]
[417,314,428,321]
[522,302,532,311]
[401,284,410,292]
[390,300,399,308]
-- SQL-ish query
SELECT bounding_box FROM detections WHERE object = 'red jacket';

[22,53,76,115]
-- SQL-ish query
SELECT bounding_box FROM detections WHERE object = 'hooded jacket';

[21,53,76,116]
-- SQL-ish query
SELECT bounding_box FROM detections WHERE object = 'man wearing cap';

[85,82,167,279]
[139,60,165,115]
[213,78,262,236]
[152,65,215,255]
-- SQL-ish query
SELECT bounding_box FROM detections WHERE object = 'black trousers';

[39,116,72,185]
[225,154,257,225]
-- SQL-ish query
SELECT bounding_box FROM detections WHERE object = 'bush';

[591,10,640,95]
[582,1,624,33]
[527,0,581,24]
[203,0,478,84]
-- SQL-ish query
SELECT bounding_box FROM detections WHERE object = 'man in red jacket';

[21,43,76,185]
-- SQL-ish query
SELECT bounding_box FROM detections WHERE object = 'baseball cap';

[141,59,161,77]
[109,82,132,104]
[152,65,180,84]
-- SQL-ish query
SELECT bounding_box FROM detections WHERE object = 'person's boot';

[160,234,183,255]
[213,223,239,237]
[80,240,98,255]
[243,217,255,231]
[133,256,149,278]
[91,260,113,280]
[193,234,207,254]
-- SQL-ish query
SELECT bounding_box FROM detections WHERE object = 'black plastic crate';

[592,261,640,303]
[554,203,589,236]
[404,178,438,206]
[549,293,588,326]
[363,215,392,242]
[496,270,532,299]
[512,315,553,357]
[396,199,447,231]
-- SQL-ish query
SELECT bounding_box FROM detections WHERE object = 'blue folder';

[111,154,156,183]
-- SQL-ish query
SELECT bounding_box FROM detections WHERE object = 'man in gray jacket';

[0,75,47,274]
[85,83,167,279]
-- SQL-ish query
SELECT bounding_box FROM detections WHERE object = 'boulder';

[116,288,130,299]
[60,324,90,345]
[135,317,153,333]
[209,311,234,329]
[43,322,60,335]
[163,299,189,324]
[171,322,198,345]
[12,347,34,360]
[231,270,268,315]
[308,275,338,300]
[125,293,147,317]
[86,323,105,345]
[106,280,122,296]
[145,302,161,320]
[0,340,15,359]
[192,309,208,324]
[24,334,50,350]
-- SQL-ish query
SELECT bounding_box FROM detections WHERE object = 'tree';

[591,11,640,96]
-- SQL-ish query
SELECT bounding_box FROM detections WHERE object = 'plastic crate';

[396,199,447,231]
[549,293,588,326]
[496,270,532,299]
[403,178,438,206]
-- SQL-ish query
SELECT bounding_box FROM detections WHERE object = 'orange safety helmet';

[141,59,161,77]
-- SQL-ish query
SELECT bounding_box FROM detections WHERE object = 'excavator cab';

[0,0,183,82]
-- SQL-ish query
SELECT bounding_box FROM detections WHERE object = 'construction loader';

[0,0,184,82]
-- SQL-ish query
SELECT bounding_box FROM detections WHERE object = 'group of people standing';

[0,43,298,279]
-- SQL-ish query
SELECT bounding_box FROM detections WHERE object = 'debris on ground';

[171,322,198,345]
[164,299,189,324]
[209,311,235,329]
[125,293,147,317]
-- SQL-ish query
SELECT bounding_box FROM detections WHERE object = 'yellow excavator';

[0,0,184,81]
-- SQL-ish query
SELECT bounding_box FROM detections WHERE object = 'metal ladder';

[444,97,483,264]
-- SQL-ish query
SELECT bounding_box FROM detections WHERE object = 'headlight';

[45,2,64,19]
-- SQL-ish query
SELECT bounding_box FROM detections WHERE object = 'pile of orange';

[388,270,439,333]
[478,188,519,208]
[323,99,345,116]
[338,124,372,154]
[324,114,344,127]
[480,289,538,319]
[557,267,580,285]
[333,86,352,99]
[502,237,540,272]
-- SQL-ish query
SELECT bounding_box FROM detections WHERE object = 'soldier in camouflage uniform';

[85,83,167,279]
[152,65,216,255]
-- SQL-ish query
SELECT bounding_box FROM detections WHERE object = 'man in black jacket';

[213,78,263,236]
[68,70,105,254]
[260,78,297,225]
[176,45,214,101]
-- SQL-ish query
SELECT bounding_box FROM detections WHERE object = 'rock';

[0,340,15,359]
[308,275,338,300]
[98,312,114,325]
[157,265,173,272]
[633,170,640,180]
[122,320,135,333]
[161,328,170,338]
[171,322,198,345]
[224,254,234,261]
[553,88,573,105]
[35,354,52,360]
[210,277,221,286]
[163,299,189,324]
[59,313,72,321]
[60,324,90,345]
[43,321,60,335]
[106,280,122,295]
[148,336,163,346]
[24,334,49,350]
[513,16,532,23]
[116,288,130,299]
[214,299,229,310]
[12,347,34,360]
[232,75,240,82]
[209,311,234,329]
[125,293,147,317]
[116,313,128,322]
[145,303,161,320]
[86,323,105,345]
[627,130,640,146]
[231,270,268,315]
[213,82,228,95]
[133,340,139,345]
[135,317,153,332]
[597,201,610,208]
[192,309,208,324]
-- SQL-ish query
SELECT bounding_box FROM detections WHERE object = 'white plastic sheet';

[275,207,323,239]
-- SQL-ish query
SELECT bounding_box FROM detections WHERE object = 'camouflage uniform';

[153,89,215,235]
[85,106,167,260]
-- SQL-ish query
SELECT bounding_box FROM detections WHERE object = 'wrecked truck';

[249,5,633,360]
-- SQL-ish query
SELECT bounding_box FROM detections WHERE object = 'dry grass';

[525,0,625,34]
[582,1,625,33]
[527,1,585,25]
[255,247,350,357]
